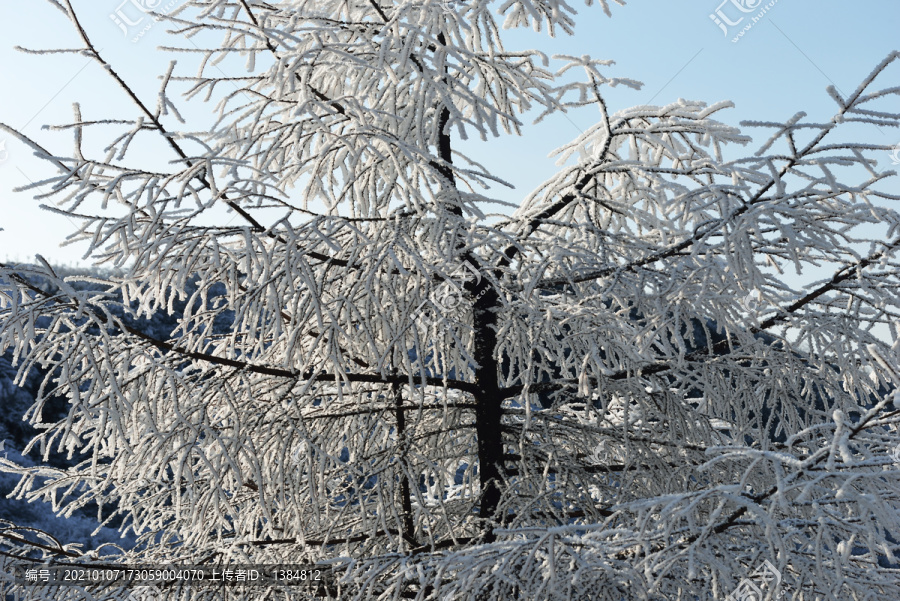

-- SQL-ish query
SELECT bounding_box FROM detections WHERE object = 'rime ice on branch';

[1,1,899,600]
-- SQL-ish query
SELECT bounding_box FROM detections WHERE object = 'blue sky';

[0,0,898,266]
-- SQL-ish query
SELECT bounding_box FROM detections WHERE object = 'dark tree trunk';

[471,286,504,542]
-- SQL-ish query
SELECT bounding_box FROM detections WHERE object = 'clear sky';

[0,0,898,267]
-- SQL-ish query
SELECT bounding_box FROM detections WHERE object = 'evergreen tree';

[1,2,899,599]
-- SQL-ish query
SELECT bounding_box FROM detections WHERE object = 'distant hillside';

[0,350,136,555]
[0,263,233,558]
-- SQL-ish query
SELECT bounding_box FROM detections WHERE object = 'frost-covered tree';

[2,1,900,599]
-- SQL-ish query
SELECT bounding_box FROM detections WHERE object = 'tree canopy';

[1,1,900,599]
